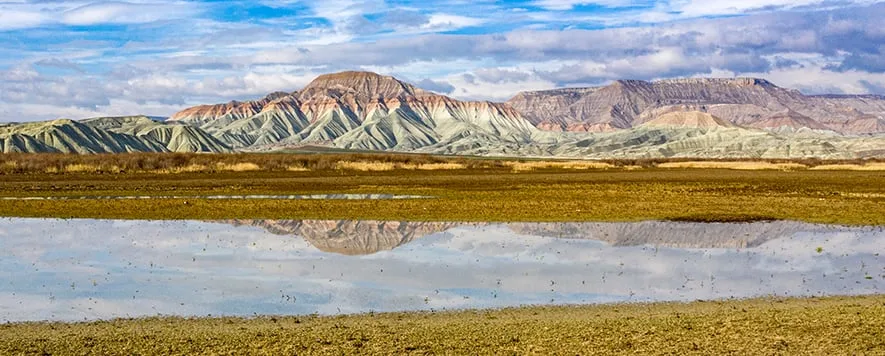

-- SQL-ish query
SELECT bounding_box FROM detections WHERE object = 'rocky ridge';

[508,78,885,134]
[1,71,884,158]
[0,116,232,153]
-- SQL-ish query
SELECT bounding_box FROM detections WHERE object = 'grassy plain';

[1,296,883,355]
[0,154,883,224]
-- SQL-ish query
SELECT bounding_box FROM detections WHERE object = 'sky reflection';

[0,218,882,322]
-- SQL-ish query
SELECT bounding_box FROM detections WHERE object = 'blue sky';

[1,0,884,121]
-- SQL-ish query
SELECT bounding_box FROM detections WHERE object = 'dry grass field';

[1,153,884,175]
[656,161,808,170]
[1,296,883,355]
[0,154,883,224]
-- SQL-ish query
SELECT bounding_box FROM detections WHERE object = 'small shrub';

[217,162,261,172]
[286,165,311,172]
[336,161,397,171]
[64,163,100,173]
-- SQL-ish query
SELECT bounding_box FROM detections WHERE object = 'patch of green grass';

[0,168,882,224]
[1,296,883,355]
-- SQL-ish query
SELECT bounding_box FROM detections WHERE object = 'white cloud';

[3,1,885,121]
[422,14,485,30]
[445,70,557,101]
[743,65,885,95]
[61,1,201,26]
[533,0,639,10]
[672,0,881,17]
[0,9,48,30]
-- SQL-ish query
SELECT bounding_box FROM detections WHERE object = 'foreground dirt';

[1,296,883,355]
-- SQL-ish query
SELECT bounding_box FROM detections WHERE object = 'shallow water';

[0,194,430,201]
[0,218,882,322]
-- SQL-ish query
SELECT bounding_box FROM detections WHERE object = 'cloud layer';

[1,0,884,121]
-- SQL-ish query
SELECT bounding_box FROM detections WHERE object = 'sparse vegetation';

[0,159,882,224]
[1,153,884,175]
[335,161,398,171]
[401,162,467,170]
[657,161,807,170]
[1,296,882,355]
[504,160,615,172]
[809,163,885,171]
[215,162,261,172]
[0,152,479,174]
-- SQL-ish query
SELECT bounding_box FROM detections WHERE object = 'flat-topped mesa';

[300,71,427,99]
[508,88,600,126]
[654,77,774,87]
[812,94,885,100]
[608,78,777,96]
[506,76,885,133]
[512,87,600,97]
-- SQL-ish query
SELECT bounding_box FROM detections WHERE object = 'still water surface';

[0,219,882,322]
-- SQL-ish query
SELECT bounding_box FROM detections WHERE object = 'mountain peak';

[264,91,291,101]
[312,71,387,81]
[302,71,423,98]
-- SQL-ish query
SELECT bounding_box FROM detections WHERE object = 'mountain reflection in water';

[0,218,882,322]
[225,219,852,255]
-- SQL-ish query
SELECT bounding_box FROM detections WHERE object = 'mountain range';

[2,71,884,158]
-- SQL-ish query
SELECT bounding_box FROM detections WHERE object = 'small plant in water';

[816,247,824,254]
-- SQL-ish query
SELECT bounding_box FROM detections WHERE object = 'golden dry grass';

[400,162,467,170]
[160,164,210,173]
[1,296,883,355]
[51,163,127,174]
[335,161,398,171]
[657,161,807,170]
[334,161,467,171]
[286,165,311,172]
[216,162,261,172]
[505,160,615,172]
[809,163,885,171]
[63,163,101,173]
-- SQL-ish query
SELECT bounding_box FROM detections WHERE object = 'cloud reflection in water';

[0,218,882,322]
